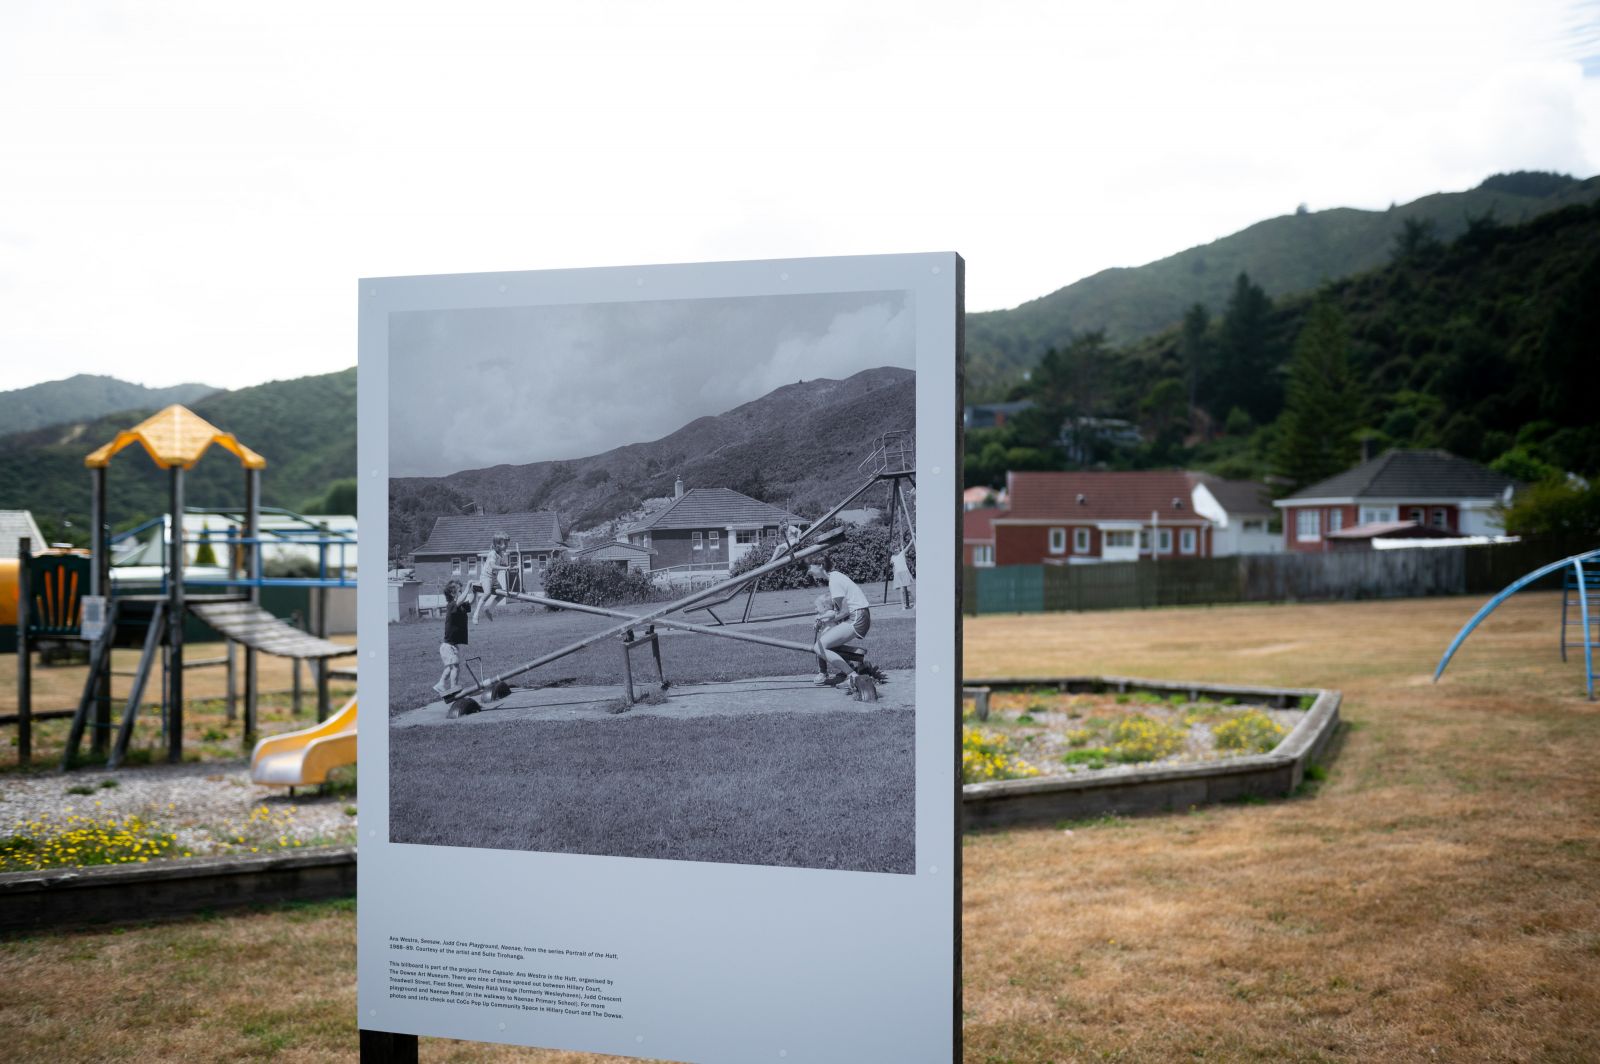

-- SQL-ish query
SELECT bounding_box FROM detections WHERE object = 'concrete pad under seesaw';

[391,674,914,729]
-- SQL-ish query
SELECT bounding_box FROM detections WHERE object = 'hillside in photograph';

[390,367,914,559]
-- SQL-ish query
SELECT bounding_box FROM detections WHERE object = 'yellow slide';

[250,696,358,787]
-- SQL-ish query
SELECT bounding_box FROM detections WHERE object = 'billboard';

[358,253,962,1062]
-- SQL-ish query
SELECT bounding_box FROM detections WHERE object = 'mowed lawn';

[392,710,915,872]
[387,588,915,714]
[4,593,1599,1061]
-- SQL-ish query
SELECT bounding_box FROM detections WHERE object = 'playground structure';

[9,405,359,770]
[250,695,358,789]
[441,431,915,709]
[1435,545,1600,700]
[686,428,916,627]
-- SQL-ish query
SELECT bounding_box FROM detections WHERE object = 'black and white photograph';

[386,290,920,873]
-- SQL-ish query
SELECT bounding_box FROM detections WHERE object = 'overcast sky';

[3,1,1598,393]
[388,291,913,477]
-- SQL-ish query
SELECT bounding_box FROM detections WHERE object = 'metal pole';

[16,537,31,766]
[1577,558,1595,702]
[509,592,816,654]
[225,525,237,722]
[450,537,839,699]
[90,468,110,757]
[244,468,259,745]
[168,467,185,763]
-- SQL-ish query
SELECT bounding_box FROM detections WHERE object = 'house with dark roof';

[994,471,1218,564]
[1190,474,1283,555]
[571,539,656,575]
[625,482,799,574]
[1272,449,1516,553]
[409,511,567,591]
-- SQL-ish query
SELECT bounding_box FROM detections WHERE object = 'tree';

[1208,273,1278,425]
[193,523,218,567]
[1500,478,1600,536]
[1180,303,1210,414]
[1273,300,1364,492]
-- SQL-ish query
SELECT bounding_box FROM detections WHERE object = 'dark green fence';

[965,536,1599,615]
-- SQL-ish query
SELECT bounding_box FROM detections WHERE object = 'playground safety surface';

[391,672,914,728]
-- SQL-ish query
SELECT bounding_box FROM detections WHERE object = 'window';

[522,556,534,571]
[973,544,994,567]
[1407,507,1423,523]
[1105,530,1135,549]
[1242,519,1266,533]
[735,529,759,545]
[1328,509,1344,532]
[1138,529,1150,551]
[1073,528,1090,553]
[1180,528,1197,554]
[708,531,720,550]
[692,532,703,550]
[764,528,778,541]
[1360,506,1395,525]
[1048,528,1066,554]
[1157,529,1173,554]
[1432,508,1448,529]
[450,556,461,575]
[467,556,479,574]
[1296,509,1321,541]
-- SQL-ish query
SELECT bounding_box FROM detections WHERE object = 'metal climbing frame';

[1435,547,1600,701]
[1561,564,1600,664]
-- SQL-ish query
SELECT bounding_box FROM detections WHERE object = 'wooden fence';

[963,535,1597,615]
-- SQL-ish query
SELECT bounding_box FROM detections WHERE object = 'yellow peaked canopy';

[83,404,267,471]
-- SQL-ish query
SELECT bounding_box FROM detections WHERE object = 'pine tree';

[1273,300,1364,491]
[1208,273,1278,425]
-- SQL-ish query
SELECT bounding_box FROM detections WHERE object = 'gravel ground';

[0,759,358,858]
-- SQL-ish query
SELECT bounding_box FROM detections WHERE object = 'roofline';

[993,517,1212,527]
[1274,495,1506,508]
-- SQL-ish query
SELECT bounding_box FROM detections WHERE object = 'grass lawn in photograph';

[387,587,919,871]
[4,594,1599,1061]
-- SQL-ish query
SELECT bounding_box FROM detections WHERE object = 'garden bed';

[964,687,1308,781]
[962,676,1341,829]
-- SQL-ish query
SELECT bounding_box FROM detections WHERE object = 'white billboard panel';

[358,253,961,1062]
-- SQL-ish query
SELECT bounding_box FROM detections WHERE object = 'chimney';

[674,476,684,500]
[1360,437,1373,463]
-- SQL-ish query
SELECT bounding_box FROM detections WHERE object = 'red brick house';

[1273,450,1515,553]
[964,507,1002,567]
[625,486,799,574]
[993,471,1216,564]
[409,511,567,592]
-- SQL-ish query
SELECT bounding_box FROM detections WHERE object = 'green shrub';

[1213,709,1287,753]
[1108,714,1187,762]
[543,557,660,607]
[962,727,1039,784]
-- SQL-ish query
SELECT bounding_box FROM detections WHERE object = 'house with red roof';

[625,480,800,574]
[994,471,1217,564]
[1272,450,1516,553]
[990,470,1279,565]
[964,506,1002,567]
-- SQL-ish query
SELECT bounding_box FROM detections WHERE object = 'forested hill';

[966,171,1600,400]
[0,374,218,435]
[389,367,914,560]
[963,197,1600,490]
[0,368,357,543]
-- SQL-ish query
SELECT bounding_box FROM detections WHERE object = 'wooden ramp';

[190,602,354,659]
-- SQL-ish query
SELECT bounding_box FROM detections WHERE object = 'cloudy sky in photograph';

[387,290,913,476]
[3,0,1598,392]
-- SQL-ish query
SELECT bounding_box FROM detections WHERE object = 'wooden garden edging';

[961,676,1342,830]
[2,676,1340,932]
[0,844,356,935]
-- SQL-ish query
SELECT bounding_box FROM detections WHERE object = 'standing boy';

[434,579,476,696]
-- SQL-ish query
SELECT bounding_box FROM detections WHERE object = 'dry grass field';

[3,593,1598,1061]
